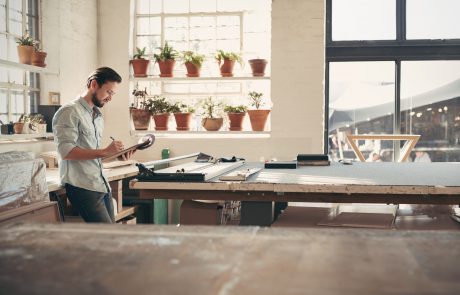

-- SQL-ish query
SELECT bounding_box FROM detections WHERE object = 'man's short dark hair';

[86,67,122,88]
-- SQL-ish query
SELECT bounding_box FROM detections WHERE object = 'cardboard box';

[180,200,223,225]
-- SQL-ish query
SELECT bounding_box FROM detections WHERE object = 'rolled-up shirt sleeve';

[52,107,79,159]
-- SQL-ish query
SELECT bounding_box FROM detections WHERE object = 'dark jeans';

[65,183,115,223]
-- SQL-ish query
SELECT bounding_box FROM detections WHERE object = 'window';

[332,0,396,41]
[326,0,460,162]
[132,0,271,132]
[0,0,40,124]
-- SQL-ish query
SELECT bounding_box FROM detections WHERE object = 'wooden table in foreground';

[131,162,460,205]
[1,223,459,295]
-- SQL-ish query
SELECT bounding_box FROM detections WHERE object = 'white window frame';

[0,0,40,123]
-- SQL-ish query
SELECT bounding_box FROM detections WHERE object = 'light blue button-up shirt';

[52,97,110,193]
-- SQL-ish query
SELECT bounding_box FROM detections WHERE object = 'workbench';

[131,162,460,204]
[131,162,460,225]
[1,223,459,294]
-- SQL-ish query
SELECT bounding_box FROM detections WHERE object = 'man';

[53,67,132,223]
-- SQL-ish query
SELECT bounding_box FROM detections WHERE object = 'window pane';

[136,0,162,14]
[164,0,188,13]
[29,91,38,113]
[136,35,161,54]
[136,17,161,35]
[0,34,6,59]
[401,61,460,162]
[8,0,22,36]
[328,61,395,161]
[190,0,216,13]
[407,0,460,40]
[0,89,7,114]
[0,67,6,82]
[0,0,6,32]
[27,15,38,39]
[9,68,24,84]
[28,72,39,88]
[217,0,245,12]
[332,0,396,41]
[8,35,18,61]
[11,90,25,114]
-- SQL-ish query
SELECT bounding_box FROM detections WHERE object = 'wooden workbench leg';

[240,201,274,226]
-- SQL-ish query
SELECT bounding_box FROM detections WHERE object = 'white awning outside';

[329,78,460,131]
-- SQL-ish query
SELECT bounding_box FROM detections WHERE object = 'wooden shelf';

[131,75,270,82]
[0,59,58,75]
[0,133,53,141]
[130,130,270,139]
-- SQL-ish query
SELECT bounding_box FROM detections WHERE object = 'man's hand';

[118,149,136,161]
[105,140,124,156]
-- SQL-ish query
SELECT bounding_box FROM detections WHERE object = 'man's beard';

[92,92,104,108]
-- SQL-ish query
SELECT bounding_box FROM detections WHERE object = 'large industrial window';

[0,0,40,124]
[326,0,460,162]
[132,0,271,132]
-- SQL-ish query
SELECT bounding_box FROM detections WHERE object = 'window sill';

[0,59,59,75]
[130,130,270,139]
[130,75,270,82]
[0,133,54,142]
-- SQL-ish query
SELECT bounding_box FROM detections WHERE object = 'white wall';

[40,0,98,105]
[99,0,325,162]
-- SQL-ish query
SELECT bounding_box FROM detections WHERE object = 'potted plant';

[32,114,47,133]
[13,115,26,134]
[154,41,178,77]
[16,32,36,65]
[224,104,247,131]
[215,50,243,77]
[130,86,151,130]
[31,43,47,67]
[200,96,223,131]
[247,91,271,131]
[130,47,150,77]
[170,102,195,131]
[248,58,268,77]
[182,51,205,77]
[17,114,40,134]
[145,95,172,130]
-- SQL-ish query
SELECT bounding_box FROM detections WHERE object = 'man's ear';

[90,80,99,91]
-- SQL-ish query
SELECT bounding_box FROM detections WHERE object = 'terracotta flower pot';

[17,45,33,64]
[158,59,175,77]
[249,59,267,77]
[247,109,270,131]
[202,117,223,131]
[227,112,246,131]
[185,62,201,77]
[31,51,47,67]
[13,122,24,134]
[153,113,170,130]
[174,112,192,131]
[219,59,235,77]
[130,59,150,77]
[130,108,151,130]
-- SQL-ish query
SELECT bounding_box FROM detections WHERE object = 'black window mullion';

[394,60,402,161]
[324,61,330,155]
[325,0,332,45]
[396,0,406,43]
